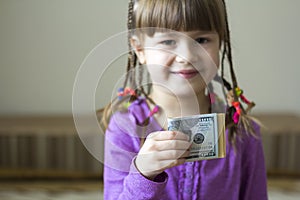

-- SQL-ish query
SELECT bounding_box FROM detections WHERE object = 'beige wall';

[227,1,300,114]
[0,0,299,115]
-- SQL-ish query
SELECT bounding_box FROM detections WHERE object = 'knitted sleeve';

[103,112,168,200]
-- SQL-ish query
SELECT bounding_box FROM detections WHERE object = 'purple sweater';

[104,98,268,200]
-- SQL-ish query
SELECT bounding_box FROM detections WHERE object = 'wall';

[0,0,299,116]
[227,1,300,114]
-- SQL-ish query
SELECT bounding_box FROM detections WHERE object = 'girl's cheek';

[207,48,220,68]
[214,53,220,68]
[145,50,175,66]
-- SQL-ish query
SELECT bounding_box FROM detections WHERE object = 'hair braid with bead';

[220,0,256,145]
[100,0,156,129]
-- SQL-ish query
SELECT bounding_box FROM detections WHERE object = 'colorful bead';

[235,87,243,97]
[117,88,125,99]
[124,101,131,109]
[117,87,137,99]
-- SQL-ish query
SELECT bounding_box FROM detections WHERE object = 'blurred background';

[0,0,300,199]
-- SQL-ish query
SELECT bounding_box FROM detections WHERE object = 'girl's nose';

[175,42,198,65]
[175,55,188,64]
[175,50,197,65]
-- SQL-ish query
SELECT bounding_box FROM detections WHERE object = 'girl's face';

[133,30,220,97]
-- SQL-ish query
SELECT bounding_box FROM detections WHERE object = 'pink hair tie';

[117,87,136,99]
[232,101,241,115]
[233,112,240,124]
[232,101,241,124]
[209,93,216,104]
[149,105,159,117]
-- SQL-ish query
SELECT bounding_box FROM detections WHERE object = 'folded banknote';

[167,113,226,161]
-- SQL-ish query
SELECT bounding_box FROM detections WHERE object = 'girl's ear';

[130,36,146,64]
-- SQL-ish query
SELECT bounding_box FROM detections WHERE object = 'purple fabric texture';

[104,98,268,200]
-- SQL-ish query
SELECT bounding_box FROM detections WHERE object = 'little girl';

[101,0,268,199]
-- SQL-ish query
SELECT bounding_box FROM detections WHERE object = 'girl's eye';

[195,37,209,44]
[161,40,176,46]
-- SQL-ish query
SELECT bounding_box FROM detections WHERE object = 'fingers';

[136,150,189,177]
[159,158,186,170]
[135,131,192,179]
[143,131,191,152]
[155,149,190,161]
[135,155,187,180]
[150,140,191,151]
[148,131,190,141]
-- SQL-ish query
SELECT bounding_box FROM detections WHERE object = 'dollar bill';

[168,113,225,161]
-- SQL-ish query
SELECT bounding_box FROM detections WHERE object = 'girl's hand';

[135,131,191,180]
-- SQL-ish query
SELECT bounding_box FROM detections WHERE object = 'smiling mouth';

[171,69,199,79]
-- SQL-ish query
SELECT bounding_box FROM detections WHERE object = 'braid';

[125,0,138,92]
[220,44,226,83]
[127,0,135,31]
[220,0,257,147]
[131,53,137,90]
[221,0,242,146]
[220,41,228,107]
[222,77,232,91]
[138,62,146,96]
[126,0,156,104]
[124,0,134,88]
[222,0,238,102]
[123,55,131,88]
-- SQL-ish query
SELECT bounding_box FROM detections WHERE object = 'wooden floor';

[268,178,300,192]
[0,180,299,200]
